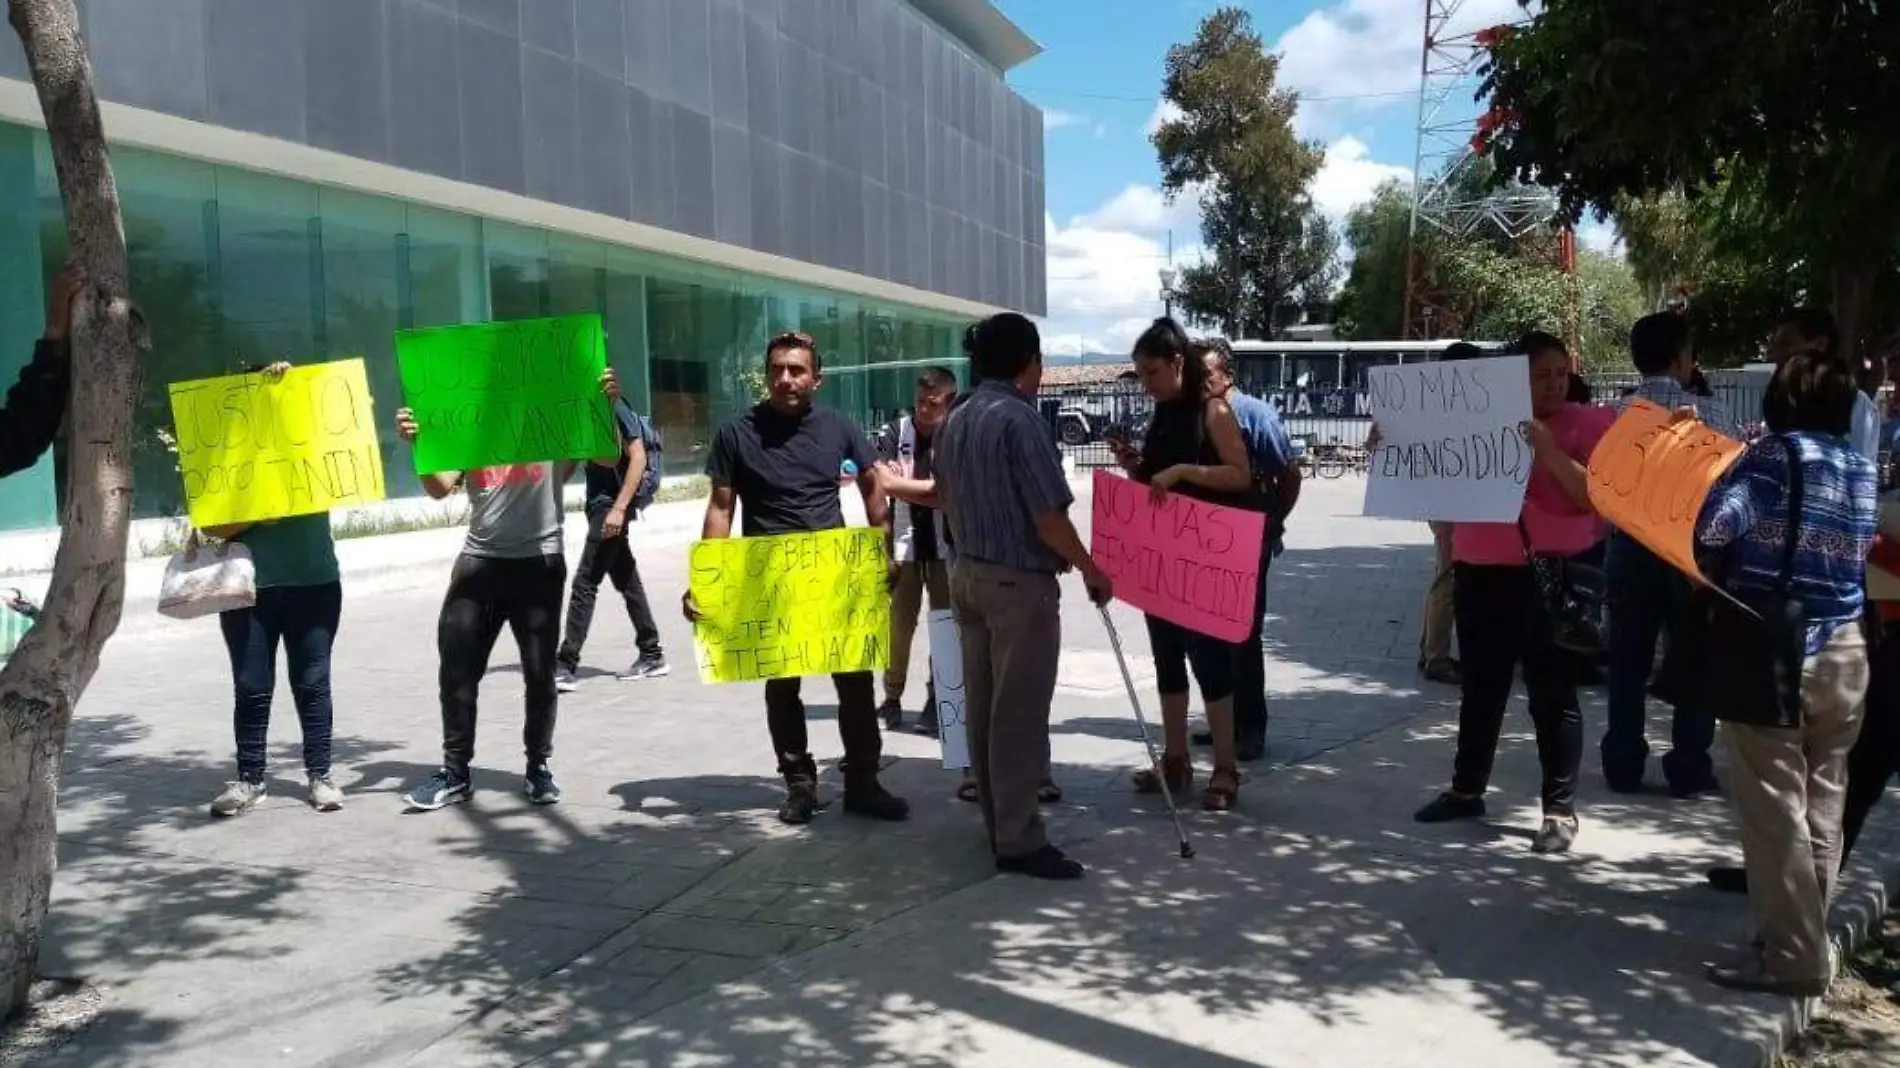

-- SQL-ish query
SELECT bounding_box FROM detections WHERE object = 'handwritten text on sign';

[1090,470,1265,643]
[926,609,970,770]
[1362,354,1533,522]
[688,529,892,683]
[394,314,618,474]
[168,359,387,527]
[1586,399,1745,582]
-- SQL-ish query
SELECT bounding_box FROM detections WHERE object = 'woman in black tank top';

[1110,319,1259,811]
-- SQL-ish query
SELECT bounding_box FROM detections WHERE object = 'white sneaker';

[555,667,579,693]
[308,774,344,812]
[209,780,266,818]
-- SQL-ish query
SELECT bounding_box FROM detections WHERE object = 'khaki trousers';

[950,558,1061,857]
[885,558,951,703]
[1419,521,1456,663]
[1726,622,1871,983]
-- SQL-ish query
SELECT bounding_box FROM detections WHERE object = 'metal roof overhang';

[908,0,1042,73]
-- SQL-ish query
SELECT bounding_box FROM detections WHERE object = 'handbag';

[158,533,257,620]
[1519,519,1607,656]
[1699,437,1807,729]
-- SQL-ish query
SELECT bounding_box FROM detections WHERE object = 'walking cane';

[1097,604,1195,860]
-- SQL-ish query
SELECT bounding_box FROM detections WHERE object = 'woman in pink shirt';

[1413,333,1615,853]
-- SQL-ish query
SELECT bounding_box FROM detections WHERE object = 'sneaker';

[525,764,562,805]
[618,655,670,681]
[913,703,939,737]
[209,779,266,818]
[307,774,344,812]
[878,698,905,731]
[1532,814,1580,854]
[843,782,911,821]
[779,781,819,825]
[1705,865,1749,895]
[1413,791,1486,824]
[405,768,471,812]
[555,667,579,693]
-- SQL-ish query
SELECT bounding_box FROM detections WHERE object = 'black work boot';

[779,755,819,825]
[842,775,910,821]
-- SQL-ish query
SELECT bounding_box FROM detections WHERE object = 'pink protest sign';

[1090,469,1266,643]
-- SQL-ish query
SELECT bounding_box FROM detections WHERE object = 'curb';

[1748,863,1899,1066]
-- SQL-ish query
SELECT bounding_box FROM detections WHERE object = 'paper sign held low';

[1586,399,1746,582]
[1089,470,1265,643]
[687,528,892,683]
[168,358,387,527]
[926,609,970,770]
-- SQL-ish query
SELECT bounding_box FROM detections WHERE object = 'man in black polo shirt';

[683,331,909,826]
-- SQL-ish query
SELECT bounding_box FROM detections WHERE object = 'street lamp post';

[1159,266,1178,319]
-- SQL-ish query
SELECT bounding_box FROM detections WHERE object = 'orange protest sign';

[1586,399,1746,582]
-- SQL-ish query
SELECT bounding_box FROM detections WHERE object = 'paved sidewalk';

[33,476,1900,1066]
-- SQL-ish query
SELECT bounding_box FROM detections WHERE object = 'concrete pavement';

[32,475,1900,1067]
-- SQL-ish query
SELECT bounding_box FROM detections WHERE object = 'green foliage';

[1153,7,1339,337]
[1332,180,1411,340]
[1481,0,1900,349]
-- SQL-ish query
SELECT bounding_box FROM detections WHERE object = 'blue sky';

[989,0,1606,354]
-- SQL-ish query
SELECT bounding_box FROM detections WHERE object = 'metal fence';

[1035,372,1777,471]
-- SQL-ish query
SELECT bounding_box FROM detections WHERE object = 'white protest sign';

[926,609,969,770]
[1362,354,1534,522]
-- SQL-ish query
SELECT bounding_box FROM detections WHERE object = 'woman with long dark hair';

[1412,332,1614,853]
[1107,319,1259,810]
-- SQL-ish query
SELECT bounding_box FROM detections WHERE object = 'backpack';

[629,408,663,511]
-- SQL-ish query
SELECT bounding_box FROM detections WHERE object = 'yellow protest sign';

[168,359,387,527]
[688,529,891,683]
[1586,399,1745,582]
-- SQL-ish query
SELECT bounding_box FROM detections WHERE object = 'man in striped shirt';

[934,313,1112,881]
[1602,312,1733,798]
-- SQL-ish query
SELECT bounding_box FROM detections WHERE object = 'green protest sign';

[394,314,618,474]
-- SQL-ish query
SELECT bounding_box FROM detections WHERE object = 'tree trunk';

[1,0,143,1022]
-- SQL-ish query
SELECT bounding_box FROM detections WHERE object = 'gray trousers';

[951,558,1061,857]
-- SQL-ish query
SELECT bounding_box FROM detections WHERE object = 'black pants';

[764,672,882,785]
[1146,613,1236,703]
[438,553,566,776]
[1231,545,1272,746]
[220,582,341,782]
[1451,563,1584,814]
[557,507,662,669]
[1843,622,1900,861]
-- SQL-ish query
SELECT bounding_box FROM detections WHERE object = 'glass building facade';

[0,0,1044,532]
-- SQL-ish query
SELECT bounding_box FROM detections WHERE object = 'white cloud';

[1042,108,1085,131]
[1575,217,1622,257]
[1093,123,1109,140]
[1038,211,1206,355]
[1037,137,1418,349]
[1145,99,1184,138]
[1311,136,1413,220]
[1272,0,1528,135]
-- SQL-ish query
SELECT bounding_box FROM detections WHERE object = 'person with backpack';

[554,392,669,690]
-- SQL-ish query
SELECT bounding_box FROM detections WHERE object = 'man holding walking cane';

[933,312,1112,881]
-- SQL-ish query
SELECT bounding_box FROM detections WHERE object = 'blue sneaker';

[525,764,562,805]
[405,768,471,812]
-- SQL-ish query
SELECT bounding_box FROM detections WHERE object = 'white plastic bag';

[158,535,256,620]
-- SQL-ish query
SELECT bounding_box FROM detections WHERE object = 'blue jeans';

[1601,532,1714,788]
[220,582,342,783]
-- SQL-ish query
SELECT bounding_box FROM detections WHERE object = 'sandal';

[955,780,980,804]
[1038,780,1063,804]
[1202,764,1240,811]
[1133,754,1192,796]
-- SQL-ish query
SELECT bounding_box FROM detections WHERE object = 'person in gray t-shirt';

[394,370,622,811]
